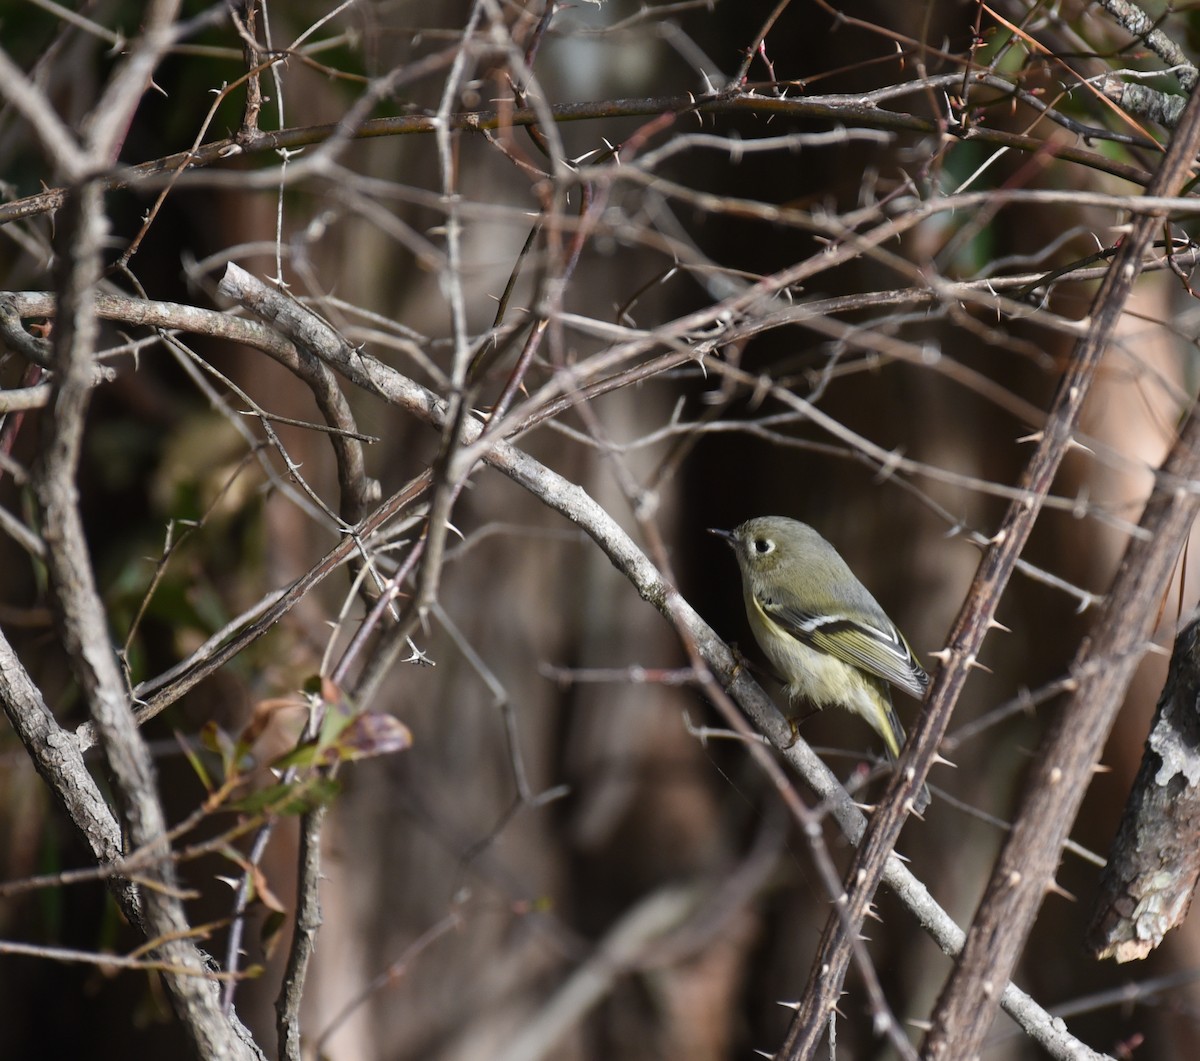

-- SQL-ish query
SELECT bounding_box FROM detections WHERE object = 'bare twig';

[218,259,1101,1060]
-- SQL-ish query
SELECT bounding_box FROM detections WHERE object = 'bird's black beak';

[708,527,736,546]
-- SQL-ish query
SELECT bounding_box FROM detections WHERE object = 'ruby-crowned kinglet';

[710,516,930,810]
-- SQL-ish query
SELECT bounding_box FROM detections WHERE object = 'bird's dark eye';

[753,538,775,555]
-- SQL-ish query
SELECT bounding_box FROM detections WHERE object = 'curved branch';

[2,291,376,527]
[216,261,1099,1061]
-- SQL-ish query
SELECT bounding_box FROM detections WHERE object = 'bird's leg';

[726,643,768,688]
[726,642,748,683]
[785,704,822,746]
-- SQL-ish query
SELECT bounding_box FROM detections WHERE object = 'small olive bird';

[711,516,930,810]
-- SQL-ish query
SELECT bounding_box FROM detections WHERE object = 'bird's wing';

[759,595,929,699]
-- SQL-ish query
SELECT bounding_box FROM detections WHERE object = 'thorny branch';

[215,264,1097,1060]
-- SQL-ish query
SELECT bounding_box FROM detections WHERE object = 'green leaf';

[178,733,214,792]
[230,776,341,816]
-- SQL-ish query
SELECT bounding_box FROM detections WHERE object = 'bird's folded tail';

[881,699,931,815]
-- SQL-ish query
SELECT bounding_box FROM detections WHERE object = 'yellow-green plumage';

[711,516,929,808]
[745,592,905,757]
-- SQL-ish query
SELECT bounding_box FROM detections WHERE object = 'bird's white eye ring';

[753,538,774,555]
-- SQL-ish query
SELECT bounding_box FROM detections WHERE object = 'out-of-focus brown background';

[2,1,1199,1058]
